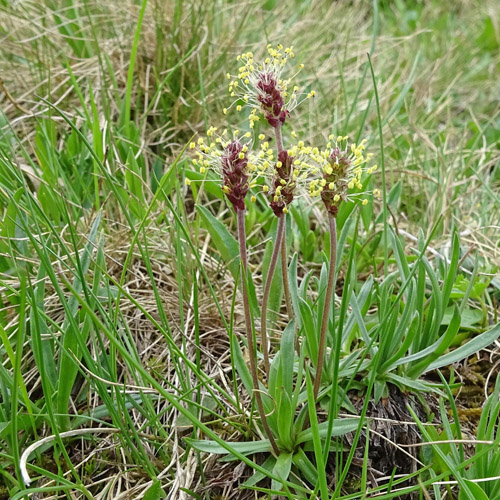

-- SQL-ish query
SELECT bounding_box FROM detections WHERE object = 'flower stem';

[281,224,293,321]
[281,222,300,355]
[260,214,286,376]
[237,209,279,455]
[274,123,284,154]
[313,213,337,401]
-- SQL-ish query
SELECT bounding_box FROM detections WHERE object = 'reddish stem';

[260,214,286,376]
[274,123,284,154]
[237,209,279,455]
[313,213,337,400]
[281,223,293,320]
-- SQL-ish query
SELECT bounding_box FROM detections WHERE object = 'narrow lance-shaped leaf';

[424,321,500,373]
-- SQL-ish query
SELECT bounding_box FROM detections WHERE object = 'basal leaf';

[424,322,500,373]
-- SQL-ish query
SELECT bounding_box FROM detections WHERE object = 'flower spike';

[189,130,262,211]
[307,136,374,217]
[227,44,313,128]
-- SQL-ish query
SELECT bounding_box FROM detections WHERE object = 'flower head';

[306,136,376,216]
[189,128,261,211]
[226,44,314,129]
[262,140,314,216]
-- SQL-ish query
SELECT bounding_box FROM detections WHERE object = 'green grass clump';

[0,0,499,498]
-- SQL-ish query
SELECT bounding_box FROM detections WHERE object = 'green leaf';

[57,212,101,430]
[0,188,24,255]
[409,305,461,377]
[374,181,401,225]
[387,373,442,395]
[305,370,329,500]
[196,205,239,279]
[242,455,276,487]
[442,231,460,308]
[379,311,420,373]
[373,380,388,404]
[442,306,483,328]
[143,481,166,500]
[185,437,272,455]
[452,274,490,301]
[389,226,410,281]
[277,387,293,450]
[292,448,318,486]
[477,16,499,51]
[271,452,293,492]
[30,258,58,389]
[231,330,253,396]
[125,149,145,219]
[424,322,500,373]
[297,418,359,444]
[262,0,278,10]
[459,480,489,500]
[288,253,301,328]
